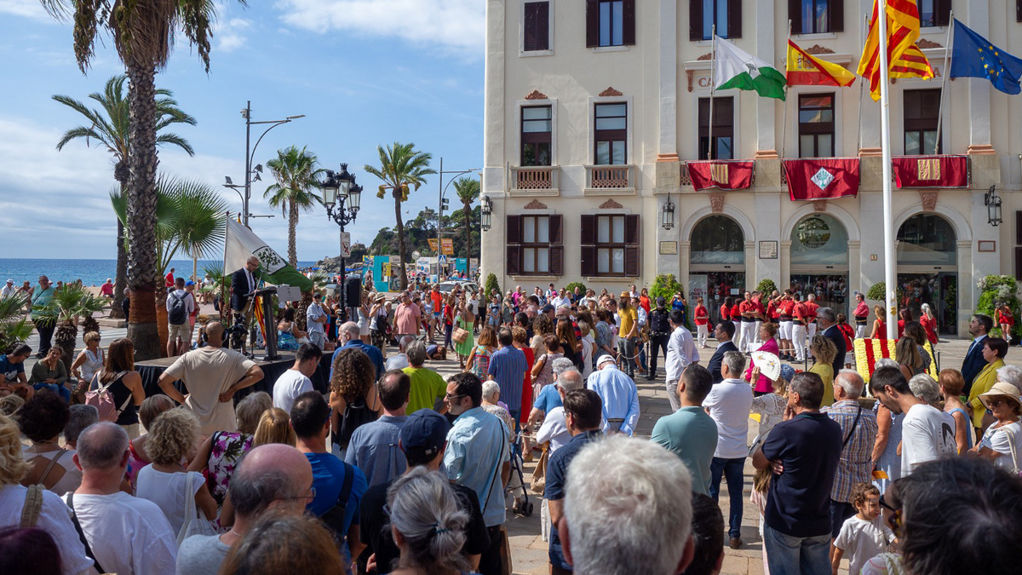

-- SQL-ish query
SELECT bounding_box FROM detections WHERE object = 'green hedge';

[484,273,501,299]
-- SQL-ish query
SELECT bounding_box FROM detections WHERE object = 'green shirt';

[650,406,719,495]
[30,286,54,320]
[403,366,447,414]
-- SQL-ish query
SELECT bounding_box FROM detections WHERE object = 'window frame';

[521,0,553,55]
[917,0,951,28]
[698,96,735,160]
[788,0,843,35]
[903,88,943,155]
[520,105,553,166]
[580,214,640,277]
[689,0,742,41]
[521,215,552,274]
[594,102,628,165]
[595,215,627,275]
[797,93,836,158]
[598,0,625,47]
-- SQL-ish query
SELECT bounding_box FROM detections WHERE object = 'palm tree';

[264,146,323,267]
[453,178,479,263]
[113,176,227,355]
[364,142,436,291]
[0,294,33,354]
[42,0,237,360]
[53,75,196,320]
[34,284,107,369]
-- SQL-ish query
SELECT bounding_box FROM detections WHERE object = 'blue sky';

[0,0,484,261]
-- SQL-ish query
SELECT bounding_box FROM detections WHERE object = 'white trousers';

[808,322,818,341]
[779,321,793,341]
[855,323,867,339]
[697,324,709,348]
[740,321,757,353]
[792,324,807,361]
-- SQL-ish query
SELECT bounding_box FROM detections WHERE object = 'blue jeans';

[763,524,831,575]
[709,457,745,538]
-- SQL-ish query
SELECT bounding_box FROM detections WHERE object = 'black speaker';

[344,275,362,308]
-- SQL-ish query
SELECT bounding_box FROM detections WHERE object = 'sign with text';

[339,231,351,258]
[441,238,454,255]
[428,238,439,252]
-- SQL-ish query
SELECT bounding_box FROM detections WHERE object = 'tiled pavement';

[24,314,1019,575]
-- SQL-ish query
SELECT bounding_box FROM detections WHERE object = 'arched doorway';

[689,215,745,324]
[897,213,957,335]
[789,214,849,311]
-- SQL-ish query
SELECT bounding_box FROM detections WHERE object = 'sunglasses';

[986,398,1009,408]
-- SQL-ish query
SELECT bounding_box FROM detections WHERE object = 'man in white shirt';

[702,350,754,549]
[305,293,328,349]
[0,279,15,299]
[665,309,700,412]
[536,369,585,454]
[869,366,956,476]
[70,422,177,575]
[586,355,640,436]
[272,343,322,415]
[166,276,195,357]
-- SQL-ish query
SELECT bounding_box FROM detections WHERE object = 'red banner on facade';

[687,161,755,191]
[892,155,969,188]
[783,158,860,200]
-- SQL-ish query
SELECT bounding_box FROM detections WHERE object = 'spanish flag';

[857,0,934,101]
[787,40,856,87]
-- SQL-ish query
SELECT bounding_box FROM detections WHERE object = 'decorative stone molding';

[524,90,548,100]
[813,200,828,212]
[657,153,680,162]
[599,87,623,97]
[858,147,882,157]
[805,44,835,55]
[967,144,997,155]
[599,198,624,209]
[709,192,725,213]
[919,191,938,212]
[697,52,713,61]
[754,149,779,159]
[524,199,548,210]
[916,38,942,49]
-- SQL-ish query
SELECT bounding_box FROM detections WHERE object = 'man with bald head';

[158,320,264,435]
[71,422,178,575]
[177,443,315,575]
[333,320,384,381]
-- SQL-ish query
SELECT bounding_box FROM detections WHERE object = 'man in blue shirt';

[585,355,640,435]
[291,391,368,562]
[753,372,842,575]
[0,343,32,399]
[544,389,603,574]
[486,328,528,421]
[30,275,55,357]
[344,369,409,487]
[333,321,384,381]
[444,372,511,575]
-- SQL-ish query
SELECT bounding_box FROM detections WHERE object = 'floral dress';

[470,345,494,379]
[207,431,253,505]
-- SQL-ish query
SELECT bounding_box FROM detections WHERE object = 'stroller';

[505,424,534,517]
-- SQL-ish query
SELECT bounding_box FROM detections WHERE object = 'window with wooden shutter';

[506,215,522,276]
[624,214,640,276]
[622,0,636,45]
[580,215,597,276]
[689,0,704,41]
[549,215,564,276]
[727,0,742,38]
[584,214,640,277]
[586,0,599,47]
[699,97,734,160]
[791,0,841,34]
[524,1,551,51]
[1018,0,1022,23]
[691,0,741,40]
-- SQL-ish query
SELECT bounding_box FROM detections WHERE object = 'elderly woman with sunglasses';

[968,381,1022,471]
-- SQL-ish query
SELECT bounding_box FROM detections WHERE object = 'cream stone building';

[480,0,1022,336]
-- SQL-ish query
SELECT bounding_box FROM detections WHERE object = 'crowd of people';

[2,274,1022,575]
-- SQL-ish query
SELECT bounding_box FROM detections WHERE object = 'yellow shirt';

[810,363,835,407]
[618,307,638,338]
[969,359,1004,429]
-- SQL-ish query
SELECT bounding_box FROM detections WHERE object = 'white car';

[437,281,478,295]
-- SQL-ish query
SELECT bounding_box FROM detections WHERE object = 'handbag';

[176,472,217,547]
[85,371,132,422]
[530,445,549,494]
[452,326,470,344]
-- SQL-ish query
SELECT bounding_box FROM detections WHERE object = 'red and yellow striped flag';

[857,0,935,101]
[787,40,857,86]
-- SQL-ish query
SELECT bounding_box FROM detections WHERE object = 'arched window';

[790,214,849,266]
[691,215,744,265]
[897,214,956,266]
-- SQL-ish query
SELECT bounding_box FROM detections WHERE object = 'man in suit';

[707,320,738,384]
[231,256,261,314]
[816,306,846,375]
[961,314,992,395]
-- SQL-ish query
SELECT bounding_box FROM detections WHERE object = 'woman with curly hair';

[136,408,218,533]
[220,512,345,575]
[125,394,175,489]
[329,348,382,455]
[17,391,80,495]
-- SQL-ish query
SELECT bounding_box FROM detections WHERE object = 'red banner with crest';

[783,158,860,200]
[687,161,755,191]
[892,155,969,188]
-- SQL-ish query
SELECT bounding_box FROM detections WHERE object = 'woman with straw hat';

[969,381,1022,472]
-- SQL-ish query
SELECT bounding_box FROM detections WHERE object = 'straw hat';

[979,381,1022,409]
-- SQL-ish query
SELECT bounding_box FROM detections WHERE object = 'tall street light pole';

[240,100,305,228]
[320,163,362,321]
[435,157,481,279]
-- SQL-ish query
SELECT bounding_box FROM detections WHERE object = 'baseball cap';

[5,279,12,284]
[597,354,617,367]
[399,409,451,462]
[185,280,195,287]
[656,296,666,306]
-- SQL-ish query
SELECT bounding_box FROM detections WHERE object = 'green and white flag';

[224,217,313,291]
[714,36,786,100]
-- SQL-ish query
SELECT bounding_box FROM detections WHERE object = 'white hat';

[597,354,617,367]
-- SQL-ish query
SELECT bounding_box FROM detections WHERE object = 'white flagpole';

[708,26,716,160]
[934,13,954,155]
[877,1,898,332]
[781,20,792,159]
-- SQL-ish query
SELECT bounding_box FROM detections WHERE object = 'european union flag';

[950,18,1022,95]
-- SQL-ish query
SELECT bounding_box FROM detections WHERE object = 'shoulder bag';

[176,472,217,547]
[65,491,106,573]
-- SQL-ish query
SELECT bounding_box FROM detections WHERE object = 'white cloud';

[275,0,484,56]
[217,17,252,52]
[0,0,53,22]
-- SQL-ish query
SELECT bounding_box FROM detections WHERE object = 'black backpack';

[168,292,188,325]
[335,397,378,450]
[651,309,671,335]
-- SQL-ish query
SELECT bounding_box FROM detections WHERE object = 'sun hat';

[399,409,451,461]
[597,354,617,367]
[619,291,630,299]
[979,381,1022,409]
[779,364,797,383]
[750,351,781,381]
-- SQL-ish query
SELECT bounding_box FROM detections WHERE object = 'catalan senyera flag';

[786,40,856,87]
[853,338,937,382]
[857,0,934,101]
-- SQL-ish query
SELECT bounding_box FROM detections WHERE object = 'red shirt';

[803,301,819,322]
[720,304,730,320]
[164,272,174,288]
[920,315,938,344]
[730,304,741,319]
[753,300,766,318]
[739,300,755,319]
[767,300,779,320]
[694,304,709,325]
[793,301,808,322]
[778,299,795,317]
[838,323,855,349]
[639,295,651,314]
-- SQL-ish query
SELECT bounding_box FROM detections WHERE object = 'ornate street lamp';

[661,195,676,231]
[480,195,493,231]
[985,185,1002,227]
[320,163,362,319]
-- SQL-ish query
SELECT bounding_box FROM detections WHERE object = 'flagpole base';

[967,144,997,156]
[754,149,779,159]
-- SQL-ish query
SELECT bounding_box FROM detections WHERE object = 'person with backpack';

[88,338,145,438]
[167,277,195,357]
[647,297,672,381]
[328,348,383,458]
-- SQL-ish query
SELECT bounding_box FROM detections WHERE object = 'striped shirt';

[487,345,527,413]
[824,399,879,503]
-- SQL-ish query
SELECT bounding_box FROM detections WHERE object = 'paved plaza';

[23,311,1022,575]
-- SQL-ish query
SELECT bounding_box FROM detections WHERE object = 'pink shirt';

[745,337,780,394]
[395,302,421,335]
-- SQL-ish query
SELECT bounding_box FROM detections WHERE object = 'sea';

[0,258,320,287]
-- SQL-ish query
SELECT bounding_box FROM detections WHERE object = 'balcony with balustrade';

[510,165,560,197]
[584,164,636,196]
